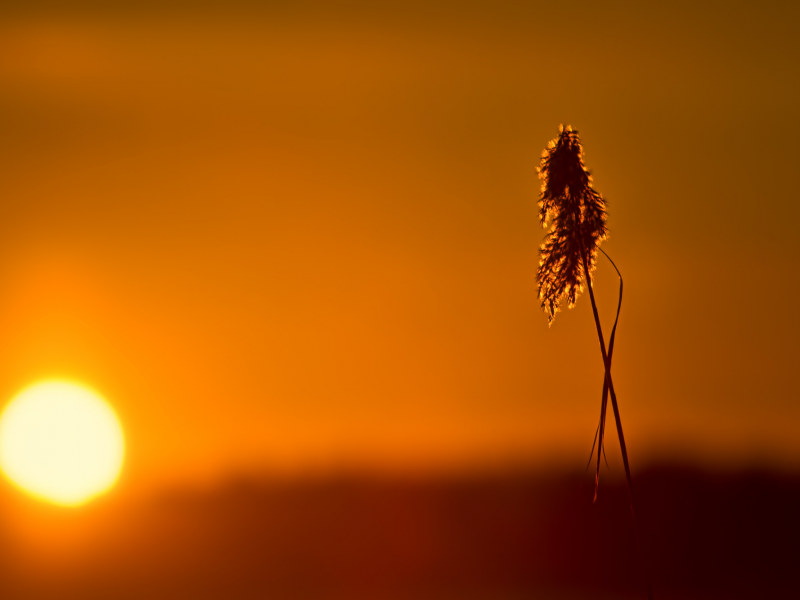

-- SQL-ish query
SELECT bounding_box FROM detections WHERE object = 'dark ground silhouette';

[0,464,796,599]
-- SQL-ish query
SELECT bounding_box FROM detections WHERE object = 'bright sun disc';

[0,381,125,506]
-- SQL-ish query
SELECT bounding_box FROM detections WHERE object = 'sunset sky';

[0,0,798,495]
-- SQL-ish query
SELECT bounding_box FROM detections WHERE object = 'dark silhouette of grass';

[536,125,653,599]
[586,247,620,490]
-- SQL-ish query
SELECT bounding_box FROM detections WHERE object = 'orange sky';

[0,0,798,493]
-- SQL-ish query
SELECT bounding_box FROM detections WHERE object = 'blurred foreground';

[0,464,796,600]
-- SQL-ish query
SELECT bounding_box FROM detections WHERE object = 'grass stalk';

[588,248,621,499]
[581,250,653,600]
[535,125,653,599]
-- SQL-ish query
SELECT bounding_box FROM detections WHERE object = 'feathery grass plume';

[535,126,653,600]
[536,125,607,324]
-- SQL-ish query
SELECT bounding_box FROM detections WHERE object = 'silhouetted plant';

[536,125,653,600]
[537,125,607,324]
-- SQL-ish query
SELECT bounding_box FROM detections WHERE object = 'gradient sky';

[0,0,798,493]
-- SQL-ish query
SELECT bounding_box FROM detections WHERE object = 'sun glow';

[0,381,125,506]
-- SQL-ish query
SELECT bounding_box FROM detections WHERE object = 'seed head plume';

[537,125,608,323]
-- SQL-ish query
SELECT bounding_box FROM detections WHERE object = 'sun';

[0,380,125,506]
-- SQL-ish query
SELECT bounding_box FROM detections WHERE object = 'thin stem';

[586,416,610,471]
[590,248,623,497]
[580,251,653,600]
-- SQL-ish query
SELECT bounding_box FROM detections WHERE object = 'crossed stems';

[582,247,654,600]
